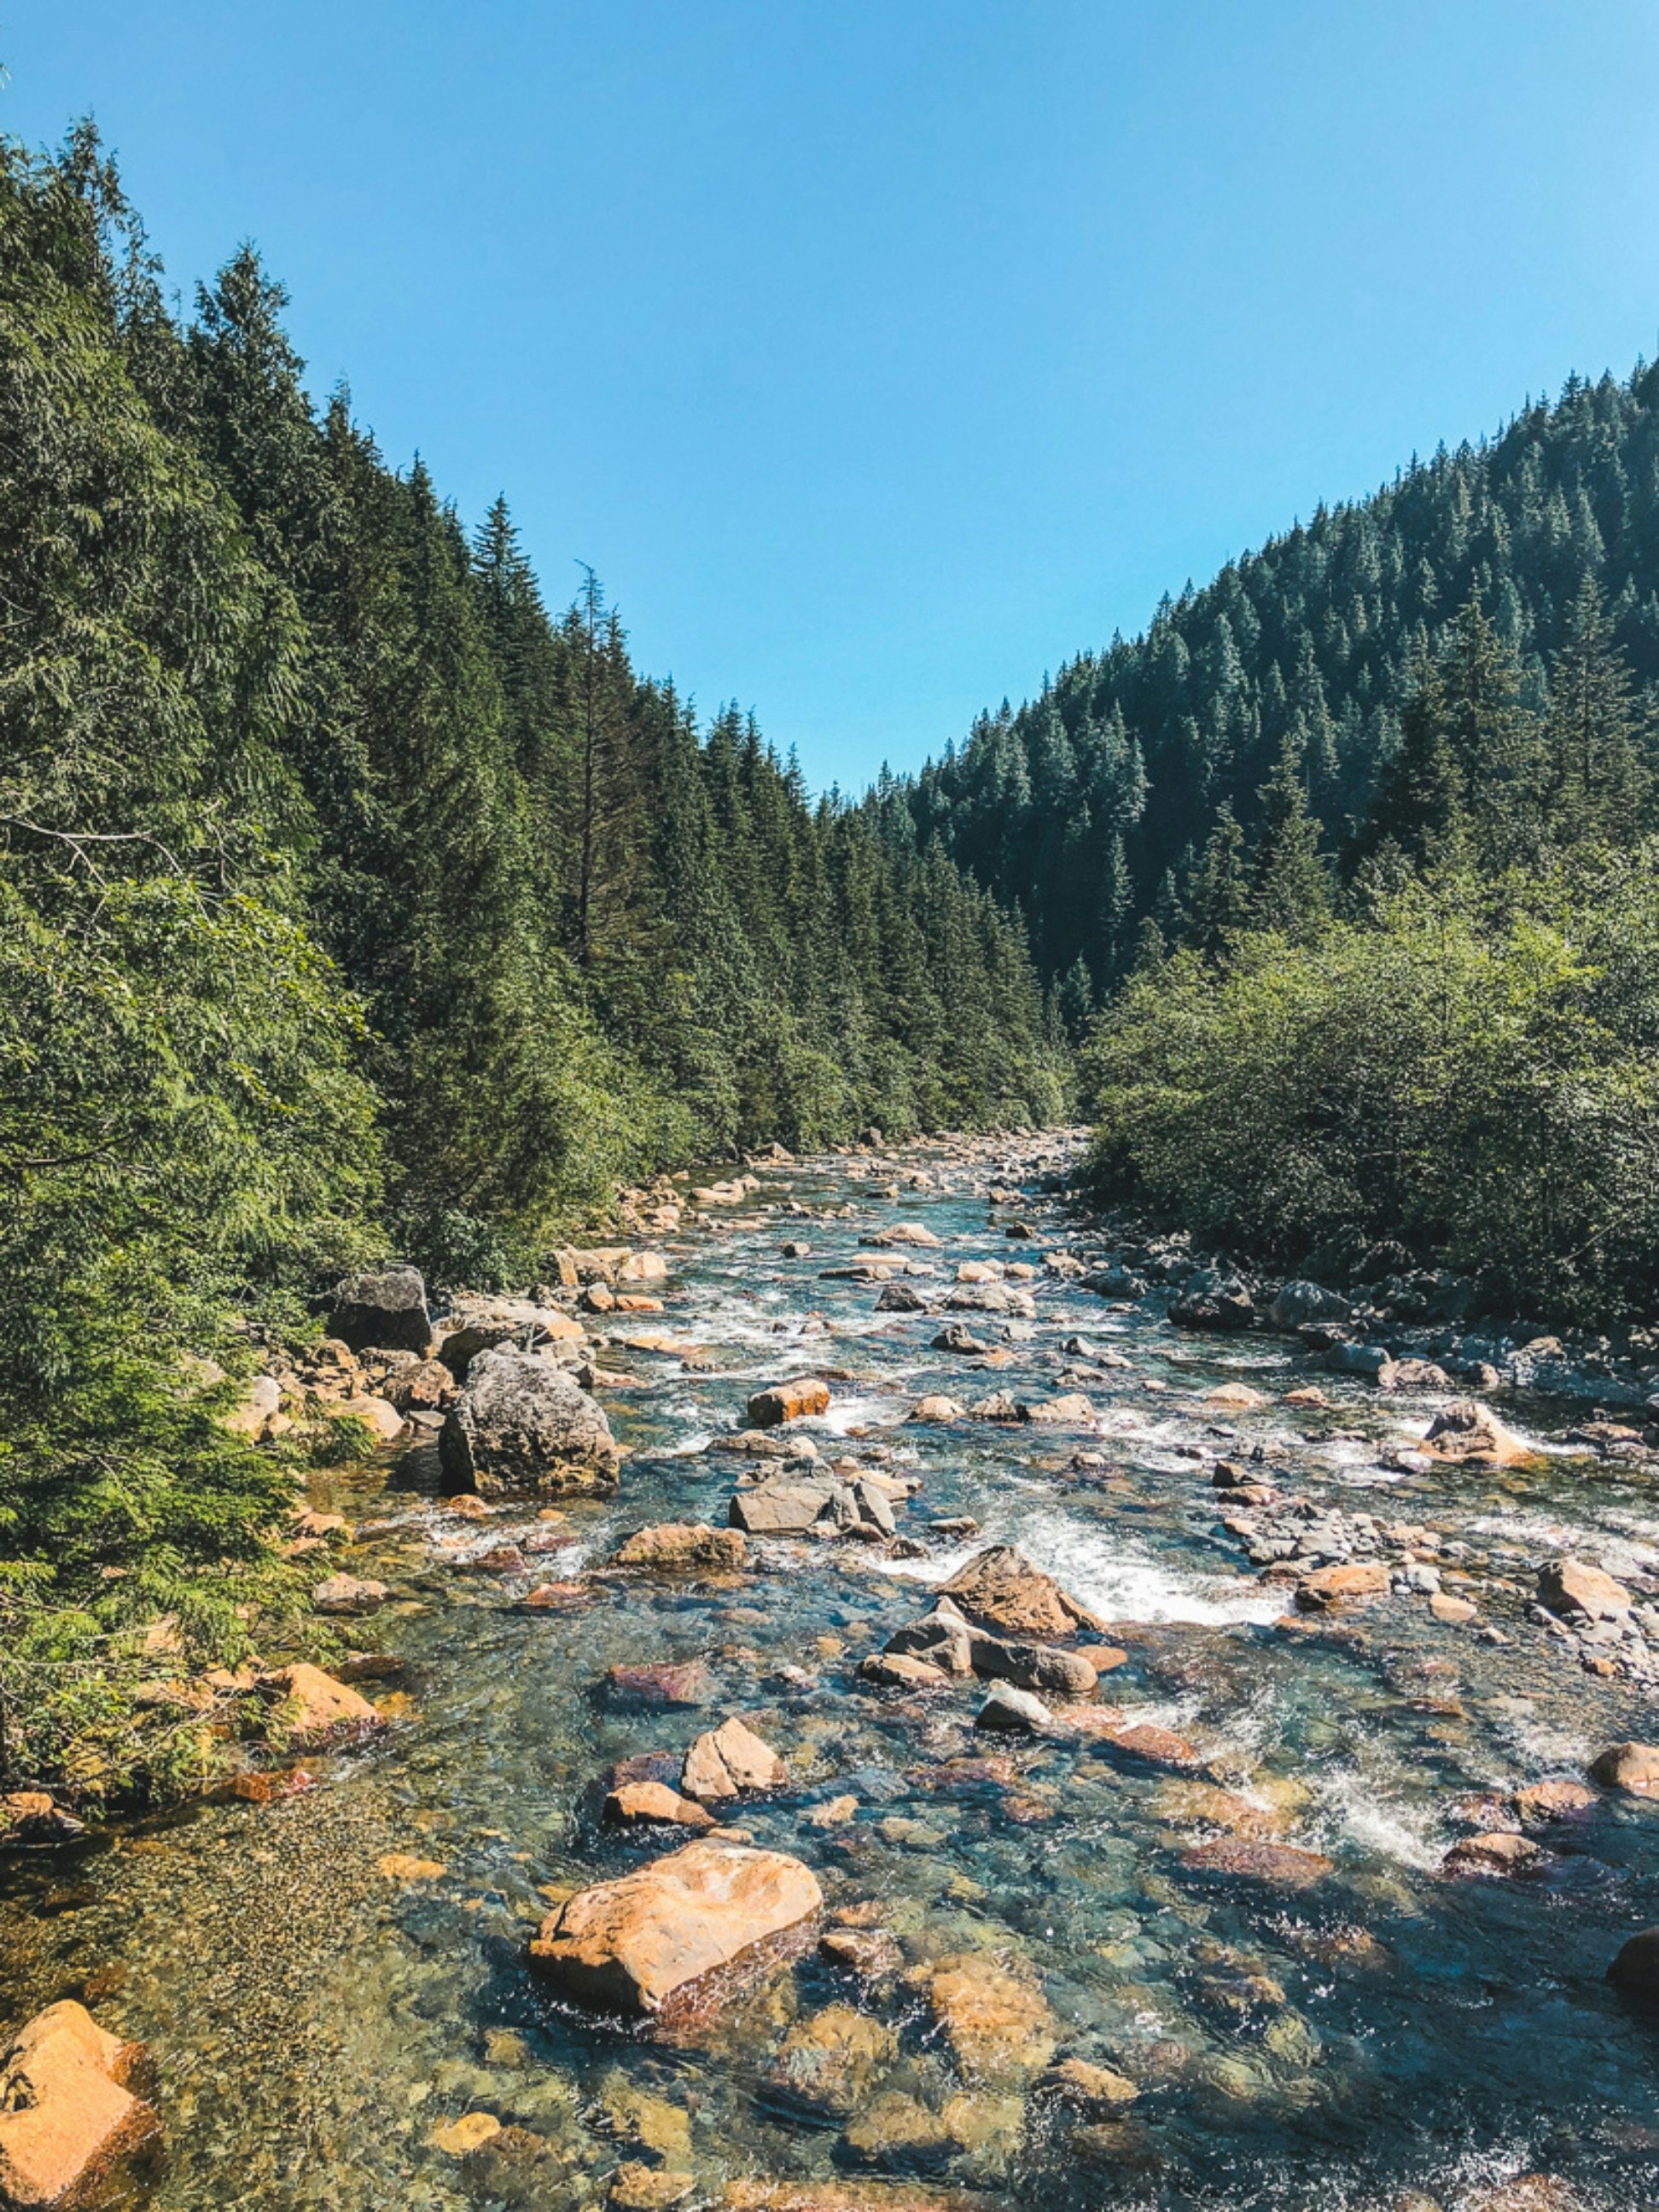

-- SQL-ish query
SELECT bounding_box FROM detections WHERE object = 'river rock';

[529,1840,822,2016]
[614,1523,747,1573]
[1037,2057,1140,2110]
[1103,1722,1206,1773]
[328,1264,431,1355]
[1537,1558,1632,1621]
[604,1782,717,1831]
[909,1395,964,1424]
[1267,1281,1350,1329]
[0,2002,160,2210]
[1421,1401,1539,1468]
[682,1717,786,1802]
[256,1663,386,1747]
[940,1545,1106,1639]
[747,1379,831,1427]
[1442,1831,1541,1877]
[1179,1840,1333,1889]
[606,1661,715,1708]
[311,1573,387,1615]
[1608,1924,1659,1995]
[387,1357,456,1412]
[942,1284,1036,1318]
[224,1373,283,1441]
[975,1683,1051,1733]
[859,1651,952,1689]
[0,1795,84,1851]
[876,1284,929,1313]
[1589,1741,1659,1793]
[1295,1562,1390,1611]
[908,1950,1058,2084]
[439,1347,620,1499]
[767,2003,897,2116]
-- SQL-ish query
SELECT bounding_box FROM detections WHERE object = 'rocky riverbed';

[6,1133,1659,2212]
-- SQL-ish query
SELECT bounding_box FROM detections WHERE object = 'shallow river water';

[6,1137,1659,2212]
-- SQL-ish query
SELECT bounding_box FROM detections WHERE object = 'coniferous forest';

[0,131,1062,1751]
[900,351,1659,1323]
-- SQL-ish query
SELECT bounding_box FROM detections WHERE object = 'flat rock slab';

[530,1841,822,2017]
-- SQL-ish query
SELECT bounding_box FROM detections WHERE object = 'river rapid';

[5,1133,1659,2212]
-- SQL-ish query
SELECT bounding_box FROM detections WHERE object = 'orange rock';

[940,1545,1106,1639]
[0,2002,160,2210]
[682,1718,786,1802]
[746,1379,831,1427]
[529,1840,822,2017]
[256,1662,387,1748]
[612,1523,747,1574]
[1103,1722,1207,1773]
[1295,1562,1390,1611]
[604,1782,716,1831]
[907,1950,1058,2085]
[1420,1400,1540,1468]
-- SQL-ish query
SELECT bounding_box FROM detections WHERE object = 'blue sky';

[9,3,1659,789]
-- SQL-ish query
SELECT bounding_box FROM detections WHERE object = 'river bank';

[4,1129,1659,2212]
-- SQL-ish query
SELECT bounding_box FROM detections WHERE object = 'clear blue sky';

[9,3,1659,790]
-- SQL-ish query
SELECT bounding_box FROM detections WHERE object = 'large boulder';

[437,1297,585,1379]
[0,2002,160,2210]
[940,1545,1106,1639]
[1590,1742,1659,1794]
[1609,1925,1659,1995]
[439,1347,620,1499]
[1421,1400,1540,1468]
[1537,1558,1632,1622]
[885,1596,1095,1695]
[1267,1280,1351,1330]
[529,1841,822,2017]
[327,1264,431,1355]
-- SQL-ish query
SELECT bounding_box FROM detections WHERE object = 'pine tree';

[1247,729,1329,934]
[1543,578,1651,846]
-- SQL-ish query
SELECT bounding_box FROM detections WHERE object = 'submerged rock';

[1608,1925,1659,1995]
[908,1949,1059,2085]
[439,1347,620,1499]
[605,1661,715,1708]
[0,2001,160,2210]
[1179,1840,1334,1890]
[766,2002,897,2116]
[529,1840,822,2017]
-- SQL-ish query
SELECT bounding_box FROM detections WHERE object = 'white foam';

[879,1511,1284,1627]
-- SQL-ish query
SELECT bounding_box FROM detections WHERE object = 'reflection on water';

[5,1141,1659,2210]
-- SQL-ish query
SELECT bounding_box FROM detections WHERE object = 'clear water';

[6,1142,1659,2210]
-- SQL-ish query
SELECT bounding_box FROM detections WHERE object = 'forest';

[0,128,1062,1760]
[899,357,1659,1322]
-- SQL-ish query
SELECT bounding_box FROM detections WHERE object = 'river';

[4,1133,1659,2212]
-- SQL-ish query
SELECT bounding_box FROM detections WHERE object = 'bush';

[1081,852,1659,1322]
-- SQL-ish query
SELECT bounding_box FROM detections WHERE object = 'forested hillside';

[0,127,1061,1763]
[905,359,1659,1015]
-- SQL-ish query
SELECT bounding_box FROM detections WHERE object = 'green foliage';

[1082,854,1659,1322]
[0,121,1065,1790]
